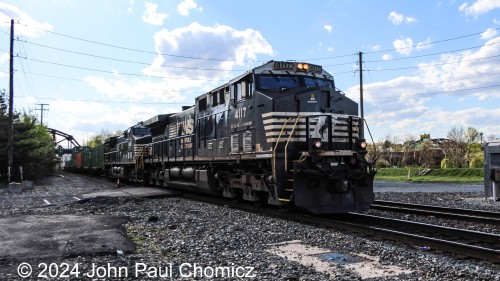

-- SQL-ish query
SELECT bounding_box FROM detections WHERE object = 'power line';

[23,57,228,82]
[19,39,244,72]
[0,8,14,19]
[15,95,191,105]
[364,71,500,91]
[359,84,500,101]
[364,27,500,55]
[366,53,500,72]
[16,37,38,99]
[365,40,500,63]
[20,39,359,72]
[18,21,499,64]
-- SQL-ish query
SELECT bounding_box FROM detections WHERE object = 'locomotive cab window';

[199,96,207,111]
[231,77,253,102]
[133,128,150,136]
[211,91,218,106]
[219,88,226,104]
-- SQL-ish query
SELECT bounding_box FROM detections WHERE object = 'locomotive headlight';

[357,139,368,154]
[297,63,309,72]
[313,140,322,149]
[360,141,367,149]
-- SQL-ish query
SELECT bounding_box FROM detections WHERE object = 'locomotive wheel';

[232,189,244,203]
[253,192,267,207]
[279,203,292,212]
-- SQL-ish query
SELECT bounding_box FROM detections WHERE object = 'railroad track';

[182,193,500,263]
[327,213,500,263]
[371,200,500,225]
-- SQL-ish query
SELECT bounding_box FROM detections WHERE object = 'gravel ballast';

[0,173,499,280]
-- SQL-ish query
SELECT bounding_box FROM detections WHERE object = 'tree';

[445,126,468,167]
[87,129,118,147]
[464,127,480,165]
[401,134,417,166]
[0,92,9,178]
[443,126,482,167]
[13,113,57,179]
[416,141,435,167]
[0,93,56,181]
[487,134,497,142]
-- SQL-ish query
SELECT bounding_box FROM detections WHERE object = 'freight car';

[70,60,376,214]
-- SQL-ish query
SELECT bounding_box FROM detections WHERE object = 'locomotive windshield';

[258,75,299,90]
[304,77,334,88]
[256,75,333,90]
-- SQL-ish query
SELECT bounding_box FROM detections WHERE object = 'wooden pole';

[7,19,14,183]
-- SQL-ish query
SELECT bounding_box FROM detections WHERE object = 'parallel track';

[371,200,500,225]
[182,193,500,263]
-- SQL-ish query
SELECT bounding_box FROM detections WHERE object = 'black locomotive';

[70,60,376,214]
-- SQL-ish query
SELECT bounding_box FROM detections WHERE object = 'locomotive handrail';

[284,116,302,172]
[272,117,293,179]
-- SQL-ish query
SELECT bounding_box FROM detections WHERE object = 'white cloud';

[388,11,418,25]
[393,37,413,55]
[459,0,500,16]
[47,99,177,141]
[388,11,404,25]
[177,0,202,16]
[83,77,184,102]
[416,37,432,50]
[481,27,498,39]
[142,2,168,25]
[0,53,10,78]
[80,22,275,127]
[368,44,381,51]
[382,54,393,60]
[327,47,334,52]
[323,24,333,33]
[0,3,52,37]
[143,22,275,85]
[67,77,186,136]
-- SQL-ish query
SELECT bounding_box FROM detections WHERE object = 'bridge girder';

[47,127,80,148]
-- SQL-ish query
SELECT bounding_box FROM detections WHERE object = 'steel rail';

[371,200,500,226]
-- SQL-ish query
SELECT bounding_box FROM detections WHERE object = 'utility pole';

[358,52,364,138]
[7,19,14,183]
[35,103,49,126]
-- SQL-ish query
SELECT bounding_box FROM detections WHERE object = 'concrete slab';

[267,240,413,280]
[0,215,135,262]
[82,187,181,199]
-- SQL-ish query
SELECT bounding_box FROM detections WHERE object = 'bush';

[375,158,390,168]
[441,158,456,169]
[469,156,484,168]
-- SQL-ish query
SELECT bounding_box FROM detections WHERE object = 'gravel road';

[0,173,498,280]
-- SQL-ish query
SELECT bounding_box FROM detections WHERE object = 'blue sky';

[0,0,499,145]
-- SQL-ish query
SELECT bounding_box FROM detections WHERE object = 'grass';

[375,167,484,183]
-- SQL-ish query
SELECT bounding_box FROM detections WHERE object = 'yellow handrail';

[272,117,292,179]
[284,116,302,172]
